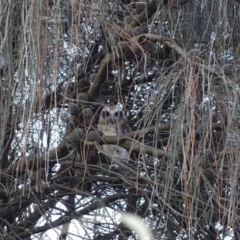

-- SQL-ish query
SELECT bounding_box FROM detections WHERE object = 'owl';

[98,105,131,163]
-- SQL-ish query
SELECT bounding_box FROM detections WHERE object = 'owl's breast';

[98,123,128,162]
[98,124,118,136]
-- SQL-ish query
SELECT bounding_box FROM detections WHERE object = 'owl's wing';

[120,121,132,134]
[120,120,137,165]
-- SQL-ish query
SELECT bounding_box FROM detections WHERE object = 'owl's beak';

[110,116,117,123]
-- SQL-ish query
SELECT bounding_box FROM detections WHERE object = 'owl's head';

[99,105,127,124]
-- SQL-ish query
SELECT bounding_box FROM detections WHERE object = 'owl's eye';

[102,110,110,118]
[114,111,123,118]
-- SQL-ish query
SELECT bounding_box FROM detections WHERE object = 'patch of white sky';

[33,197,123,240]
